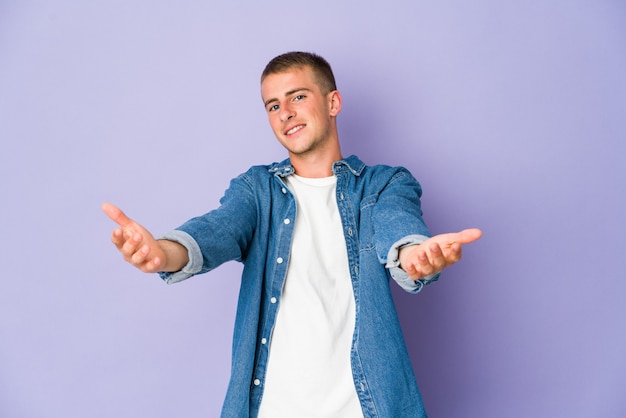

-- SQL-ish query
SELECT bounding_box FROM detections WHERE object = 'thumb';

[102,202,133,228]
[456,228,483,244]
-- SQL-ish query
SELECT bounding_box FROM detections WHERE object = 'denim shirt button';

[261,338,267,344]
[281,187,287,194]
[283,218,290,225]
[348,228,353,236]
[277,257,284,264]
[254,379,261,386]
[340,193,344,200]
[270,297,277,304]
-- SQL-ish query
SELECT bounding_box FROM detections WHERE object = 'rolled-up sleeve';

[386,236,441,294]
[157,230,203,284]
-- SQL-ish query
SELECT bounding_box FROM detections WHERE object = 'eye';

[293,94,305,101]
[268,104,280,112]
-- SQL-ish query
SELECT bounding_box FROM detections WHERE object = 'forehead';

[261,67,319,100]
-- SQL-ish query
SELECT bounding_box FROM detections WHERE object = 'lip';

[284,124,305,136]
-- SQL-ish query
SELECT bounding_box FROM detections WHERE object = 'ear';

[328,90,342,117]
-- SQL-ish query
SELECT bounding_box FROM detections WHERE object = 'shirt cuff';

[157,230,203,284]
[386,234,441,294]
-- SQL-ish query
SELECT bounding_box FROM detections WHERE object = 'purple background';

[1,1,625,417]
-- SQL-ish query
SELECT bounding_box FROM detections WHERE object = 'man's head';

[261,51,337,95]
[260,52,343,175]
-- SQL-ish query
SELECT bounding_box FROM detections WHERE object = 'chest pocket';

[358,194,378,251]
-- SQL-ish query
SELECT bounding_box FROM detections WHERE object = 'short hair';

[261,51,337,94]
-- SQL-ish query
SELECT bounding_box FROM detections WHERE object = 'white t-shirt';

[257,174,363,417]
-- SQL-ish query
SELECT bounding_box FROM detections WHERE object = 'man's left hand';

[399,228,483,280]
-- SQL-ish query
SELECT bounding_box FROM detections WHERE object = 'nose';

[279,104,295,122]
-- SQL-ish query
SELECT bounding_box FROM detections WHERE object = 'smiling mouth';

[286,125,305,135]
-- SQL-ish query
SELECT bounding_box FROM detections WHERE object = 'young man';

[103,52,482,417]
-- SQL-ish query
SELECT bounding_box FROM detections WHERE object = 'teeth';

[287,125,303,135]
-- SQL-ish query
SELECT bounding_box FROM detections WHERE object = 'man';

[103,51,482,417]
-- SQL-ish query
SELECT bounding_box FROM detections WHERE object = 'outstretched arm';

[399,228,482,280]
[102,203,189,273]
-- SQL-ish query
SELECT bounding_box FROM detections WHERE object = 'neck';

[289,146,342,178]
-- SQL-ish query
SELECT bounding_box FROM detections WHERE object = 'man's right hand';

[102,203,188,273]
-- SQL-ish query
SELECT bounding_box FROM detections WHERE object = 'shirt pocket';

[358,194,379,251]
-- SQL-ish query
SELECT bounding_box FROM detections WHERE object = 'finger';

[135,250,163,273]
[456,228,483,244]
[102,202,133,228]
[427,242,448,271]
[403,260,417,276]
[436,229,482,247]
[442,242,463,265]
[120,230,143,258]
[145,256,162,273]
[131,244,151,265]
[415,249,435,276]
[111,227,126,248]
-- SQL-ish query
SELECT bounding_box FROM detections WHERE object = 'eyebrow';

[263,87,312,107]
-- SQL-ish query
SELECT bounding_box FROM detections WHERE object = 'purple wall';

[1,1,624,417]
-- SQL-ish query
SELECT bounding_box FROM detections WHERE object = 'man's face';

[261,66,340,158]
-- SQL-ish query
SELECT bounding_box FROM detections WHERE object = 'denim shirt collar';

[268,155,365,178]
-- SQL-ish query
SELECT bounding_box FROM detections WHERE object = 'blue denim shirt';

[159,155,438,417]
